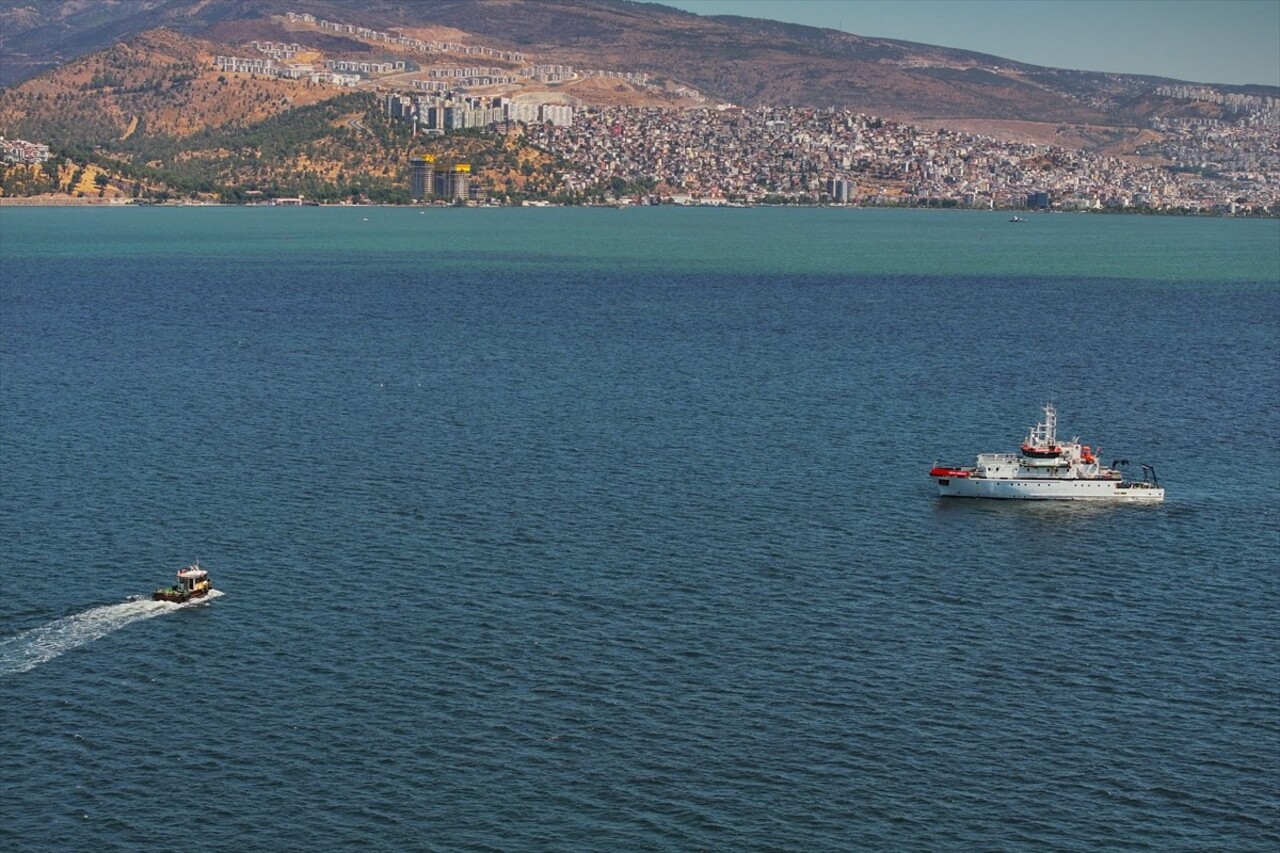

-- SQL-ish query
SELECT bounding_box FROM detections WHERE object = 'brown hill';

[0,25,569,203]
[3,0,1274,134]
[408,1,1105,122]
[0,28,341,143]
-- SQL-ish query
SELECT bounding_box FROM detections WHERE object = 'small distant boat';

[153,562,213,603]
[929,403,1165,501]
[1009,215,1026,223]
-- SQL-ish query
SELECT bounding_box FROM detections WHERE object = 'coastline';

[0,195,136,206]
[0,195,1274,217]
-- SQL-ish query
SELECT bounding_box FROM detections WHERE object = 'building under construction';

[409,154,470,202]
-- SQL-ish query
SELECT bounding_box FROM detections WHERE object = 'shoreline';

[0,195,1273,218]
[0,195,135,206]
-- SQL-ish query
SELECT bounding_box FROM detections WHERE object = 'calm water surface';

[1,207,1277,851]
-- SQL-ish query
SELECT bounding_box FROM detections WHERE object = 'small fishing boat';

[153,562,213,603]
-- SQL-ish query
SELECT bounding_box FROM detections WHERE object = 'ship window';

[939,479,950,486]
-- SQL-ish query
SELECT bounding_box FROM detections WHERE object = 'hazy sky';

[661,0,1280,87]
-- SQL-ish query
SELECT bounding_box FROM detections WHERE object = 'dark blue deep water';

[1,207,1277,851]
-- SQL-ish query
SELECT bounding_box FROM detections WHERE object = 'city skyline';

[663,0,1280,87]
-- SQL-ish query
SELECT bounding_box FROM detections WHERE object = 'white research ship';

[929,403,1164,501]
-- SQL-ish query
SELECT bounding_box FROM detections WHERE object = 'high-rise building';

[416,159,471,202]
[538,104,574,127]
[448,164,470,201]
[409,154,434,201]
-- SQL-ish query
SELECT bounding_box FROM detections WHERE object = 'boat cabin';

[176,566,210,592]
[153,562,212,602]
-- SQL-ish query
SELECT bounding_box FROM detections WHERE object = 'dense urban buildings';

[223,8,1280,212]
[387,100,1278,212]
[1,137,51,164]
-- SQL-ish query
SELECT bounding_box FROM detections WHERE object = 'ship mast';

[1025,402,1058,449]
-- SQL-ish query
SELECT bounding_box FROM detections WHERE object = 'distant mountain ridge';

[1,0,1273,135]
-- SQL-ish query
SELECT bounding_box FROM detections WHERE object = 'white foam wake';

[0,590,223,676]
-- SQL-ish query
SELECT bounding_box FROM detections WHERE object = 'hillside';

[0,28,340,144]
[0,25,570,204]
[1,0,1275,208]
[3,0,1274,130]
[413,1,1111,122]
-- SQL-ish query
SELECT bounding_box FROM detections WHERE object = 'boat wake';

[0,590,223,676]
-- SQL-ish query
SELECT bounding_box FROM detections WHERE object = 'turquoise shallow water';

[5,206,1278,281]
[1,207,1277,851]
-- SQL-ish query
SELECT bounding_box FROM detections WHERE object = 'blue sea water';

[0,206,1277,851]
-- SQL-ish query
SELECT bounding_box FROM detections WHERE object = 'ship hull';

[935,477,1163,501]
[153,588,211,603]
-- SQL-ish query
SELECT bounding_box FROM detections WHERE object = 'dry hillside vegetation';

[0,30,343,143]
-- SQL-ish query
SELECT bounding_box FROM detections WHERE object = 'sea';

[0,206,1277,852]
